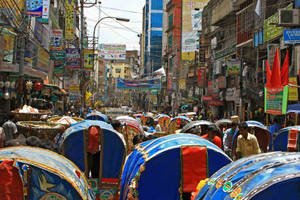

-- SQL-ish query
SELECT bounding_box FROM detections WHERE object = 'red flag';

[281,50,289,86]
[266,60,272,88]
[270,48,281,88]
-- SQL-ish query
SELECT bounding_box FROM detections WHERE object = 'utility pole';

[80,0,86,109]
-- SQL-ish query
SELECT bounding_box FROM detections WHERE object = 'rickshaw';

[157,114,171,133]
[86,111,109,123]
[180,120,216,136]
[58,120,126,200]
[215,119,233,132]
[0,146,94,200]
[273,126,300,152]
[167,116,191,134]
[116,116,144,153]
[193,152,300,200]
[232,120,271,154]
[120,134,232,200]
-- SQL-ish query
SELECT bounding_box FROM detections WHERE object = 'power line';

[100,6,143,14]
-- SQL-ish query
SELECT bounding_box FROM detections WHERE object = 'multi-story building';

[142,0,164,75]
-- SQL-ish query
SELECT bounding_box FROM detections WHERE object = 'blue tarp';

[194,152,300,200]
[86,111,109,122]
[120,134,231,200]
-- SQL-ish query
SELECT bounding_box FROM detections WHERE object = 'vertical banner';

[66,48,80,68]
[264,86,289,115]
[197,68,206,87]
[84,49,94,70]
[37,47,50,73]
[65,0,75,40]
[288,77,298,101]
[49,29,63,51]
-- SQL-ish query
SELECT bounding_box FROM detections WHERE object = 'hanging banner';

[65,0,75,40]
[288,77,298,101]
[99,44,126,60]
[84,49,94,70]
[54,66,64,77]
[26,0,50,19]
[34,20,49,50]
[179,79,186,90]
[264,86,289,115]
[116,78,161,90]
[227,59,240,75]
[197,68,206,87]
[66,48,80,68]
[49,29,63,51]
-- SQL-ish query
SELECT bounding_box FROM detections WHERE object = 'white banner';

[99,44,126,60]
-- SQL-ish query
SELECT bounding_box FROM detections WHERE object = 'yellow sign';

[69,85,80,93]
[65,0,75,40]
[179,79,186,90]
[84,49,94,70]
[86,91,92,101]
[289,77,298,101]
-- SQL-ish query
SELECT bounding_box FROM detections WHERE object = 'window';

[168,35,173,49]
[115,68,121,73]
[168,14,173,28]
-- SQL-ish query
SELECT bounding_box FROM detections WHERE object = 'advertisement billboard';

[26,0,49,19]
[99,44,126,60]
[84,49,94,70]
[116,78,161,90]
[181,0,209,62]
[265,86,289,115]
[49,29,63,51]
[65,0,75,40]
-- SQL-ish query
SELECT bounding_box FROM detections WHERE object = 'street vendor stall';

[0,146,94,200]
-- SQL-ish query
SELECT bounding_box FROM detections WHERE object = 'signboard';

[218,76,226,88]
[226,88,240,101]
[283,29,300,45]
[37,47,49,72]
[65,0,75,40]
[49,29,63,51]
[288,77,298,101]
[197,68,206,87]
[1,34,15,63]
[207,100,224,106]
[264,86,289,115]
[227,59,240,75]
[116,78,161,90]
[202,95,213,101]
[26,0,50,19]
[99,44,126,60]
[66,48,80,68]
[34,20,49,50]
[264,4,292,42]
[179,79,186,90]
[84,49,94,70]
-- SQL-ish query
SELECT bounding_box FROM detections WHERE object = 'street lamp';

[92,17,130,68]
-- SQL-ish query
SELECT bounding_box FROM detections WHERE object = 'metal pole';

[80,0,86,110]
[239,47,243,120]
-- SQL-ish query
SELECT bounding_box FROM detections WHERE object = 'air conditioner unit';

[279,9,300,26]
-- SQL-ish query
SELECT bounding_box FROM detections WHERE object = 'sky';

[85,0,144,51]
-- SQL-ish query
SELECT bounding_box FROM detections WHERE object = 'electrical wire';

[100,6,143,14]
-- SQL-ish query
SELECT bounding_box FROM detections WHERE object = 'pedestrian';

[0,127,5,148]
[202,125,222,148]
[236,122,261,159]
[154,119,162,132]
[223,121,238,157]
[2,114,18,142]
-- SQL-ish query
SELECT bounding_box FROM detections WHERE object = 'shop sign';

[54,66,64,77]
[37,47,49,73]
[265,86,289,115]
[69,85,80,93]
[207,81,213,94]
[84,49,94,70]
[202,95,213,101]
[1,34,15,63]
[26,0,50,19]
[218,76,226,88]
[34,20,49,50]
[214,45,236,60]
[0,63,18,72]
[283,29,300,45]
[50,51,65,60]
[226,59,240,75]
[264,4,292,42]
[65,0,75,40]
[207,100,224,106]
[288,77,298,101]
[179,79,186,90]
[226,88,240,101]
[66,48,80,68]
[197,68,206,87]
[49,29,63,51]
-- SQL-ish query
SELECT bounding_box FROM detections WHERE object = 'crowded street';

[1,0,300,199]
